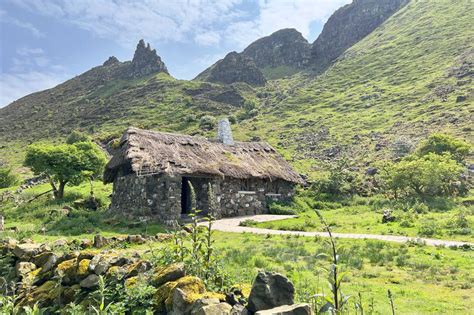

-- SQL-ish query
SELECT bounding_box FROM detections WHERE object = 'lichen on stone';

[77,259,91,277]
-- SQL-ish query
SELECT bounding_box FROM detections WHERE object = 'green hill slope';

[233,0,473,175]
[1,0,472,177]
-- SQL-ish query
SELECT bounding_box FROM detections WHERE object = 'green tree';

[24,141,107,199]
[379,153,465,199]
[416,133,471,162]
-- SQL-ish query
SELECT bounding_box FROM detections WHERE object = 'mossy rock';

[126,260,151,277]
[55,258,77,283]
[77,250,99,261]
[155,276,206,312]
[125,276,138,289]
[77,259,91,278]
[106,265,127,280]
[17,280,61,307]
[187,291,226,304]
[151,263,185,287]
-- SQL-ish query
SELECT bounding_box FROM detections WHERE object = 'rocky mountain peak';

[310,0,408,73]
[130,39,168,77]
[102,56,120,66]
[242,28,311,70]
[195,51,266,86]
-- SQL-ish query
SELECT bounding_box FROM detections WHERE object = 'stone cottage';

[103,120,305,224]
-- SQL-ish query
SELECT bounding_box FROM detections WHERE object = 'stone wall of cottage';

[110,171,181,225]
[215,178,295,217]
[110,171,296,224]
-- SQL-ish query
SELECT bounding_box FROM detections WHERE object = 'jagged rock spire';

[130,39,169,77]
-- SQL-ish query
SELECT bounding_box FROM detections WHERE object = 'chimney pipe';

[217,118,234,145]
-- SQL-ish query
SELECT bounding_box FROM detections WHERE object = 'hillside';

[233,0,473,174]
[1,0,473,177]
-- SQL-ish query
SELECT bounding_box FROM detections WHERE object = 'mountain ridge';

[1,0,472,176]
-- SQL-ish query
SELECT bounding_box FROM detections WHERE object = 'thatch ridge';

[104,127,305,184]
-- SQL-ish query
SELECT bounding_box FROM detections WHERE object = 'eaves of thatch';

[104,127,305,185]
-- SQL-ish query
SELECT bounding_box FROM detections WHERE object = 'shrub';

[418,219,440,237]
[378,153,465,199]
[199,115,216,130]
[416,133,471,162]
[0,166,19,188]
[312,157,361,196]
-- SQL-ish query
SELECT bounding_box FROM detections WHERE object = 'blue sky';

[0,0,350,107]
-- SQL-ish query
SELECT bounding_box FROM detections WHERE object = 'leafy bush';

[199,115,216,130]
[312,158,361,196]
[418,219,440,237]
[268,201,299,215]
[416,133,471,162]
[0,166,19,188]
[378,153,465,199]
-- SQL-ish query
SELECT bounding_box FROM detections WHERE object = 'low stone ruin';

[1,237,313,314]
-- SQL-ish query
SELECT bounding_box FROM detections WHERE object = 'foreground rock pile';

[1,237,312,314]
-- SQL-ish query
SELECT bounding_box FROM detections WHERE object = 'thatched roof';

[104,127,305,185]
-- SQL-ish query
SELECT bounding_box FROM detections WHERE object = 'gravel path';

[203,215,474,247]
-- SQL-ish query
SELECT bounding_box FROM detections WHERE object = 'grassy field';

[248,198,474,242]
[1,182,474,314]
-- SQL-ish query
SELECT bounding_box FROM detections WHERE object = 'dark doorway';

[181,177,192,215]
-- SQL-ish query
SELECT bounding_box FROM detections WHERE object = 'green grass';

[0,181,166,242]
[251,197,474,242]
[1,182,473,314]
[135,231,473,314]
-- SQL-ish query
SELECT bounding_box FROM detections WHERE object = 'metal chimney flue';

[217,118,234,145]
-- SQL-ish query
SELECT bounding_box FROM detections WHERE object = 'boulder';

[77,259,91,278]
[80,274,100,288]
[93,234,111,248]
[155,276,206,312]
[247,271,295,312]
[13,243,42,260]
[80,239,93,249]
[192,302,233,315]
[255,303,313,315]
[55,258,77,284]
[152,263,186,287]
[52,238,68,247]
[231,304,249,315]
[127,234,147,244]
[33,252,57,273]
[126,260,152,277]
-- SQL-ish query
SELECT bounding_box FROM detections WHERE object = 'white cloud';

[224,0,351,49]
[194,31,221,46]
[1,46,67,107]
[0,9,45,37]
[8,0,350,49]
[16,47,45,56]
[0,71,68,107]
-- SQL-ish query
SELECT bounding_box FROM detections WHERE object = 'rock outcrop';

[241,28,311,79]
[196,52,266,86]
[129,39,169,77]
[196,28,311,82]
[310,0,408,73]
[102,56,120,67]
